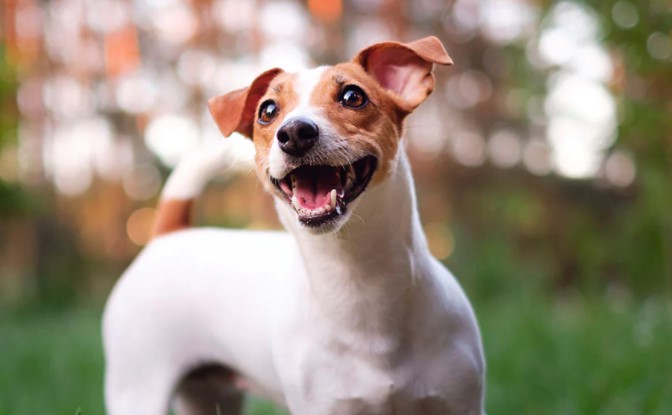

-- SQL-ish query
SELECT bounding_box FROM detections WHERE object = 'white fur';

[104,76,485,415]
[161,139,236,200]
[269,67,334,179]
[293,66,327,108]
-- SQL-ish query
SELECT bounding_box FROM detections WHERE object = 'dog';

[103,36,485,415]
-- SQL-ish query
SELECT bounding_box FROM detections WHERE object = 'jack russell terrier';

[103,36,485,415]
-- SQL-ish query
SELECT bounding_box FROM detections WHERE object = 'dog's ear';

[208,68,283,139]
[353,36,452,111]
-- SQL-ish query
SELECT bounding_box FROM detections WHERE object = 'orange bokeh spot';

[308,0,342,23]
[126,207,157,246]
[105,25,140,77]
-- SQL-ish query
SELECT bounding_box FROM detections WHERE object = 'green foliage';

[0,44,29,219]
[481,297,672,414]
[0,309,104,415]
[0,179,31,217]
[1,298,670,415]
[444,0,672,299]
[0,44,17,152]
[587,0,672,295]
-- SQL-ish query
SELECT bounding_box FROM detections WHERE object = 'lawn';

[1,296,670,415]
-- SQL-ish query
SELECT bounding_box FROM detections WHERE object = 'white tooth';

[314,207,325,215]
[330,189,337,208]
[291,195,301,210]
[324,204,332,212]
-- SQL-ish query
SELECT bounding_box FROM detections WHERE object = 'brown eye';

[339,85,368,109]
[258,100,279,125]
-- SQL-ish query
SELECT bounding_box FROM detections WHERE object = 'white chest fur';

[266,153,485,414]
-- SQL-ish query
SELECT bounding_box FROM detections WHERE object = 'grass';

[0,296,670,415]
[479,296,672,414]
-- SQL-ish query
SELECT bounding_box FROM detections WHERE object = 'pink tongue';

[293,166,341,209]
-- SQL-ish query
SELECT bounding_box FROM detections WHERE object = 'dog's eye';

[258,100,279,125]
[339,85,368,109]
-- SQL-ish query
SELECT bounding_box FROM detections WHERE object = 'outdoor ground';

[1,295,670,415]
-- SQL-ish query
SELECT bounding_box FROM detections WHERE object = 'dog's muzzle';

[277,117,319,157]
[270,155,378,228]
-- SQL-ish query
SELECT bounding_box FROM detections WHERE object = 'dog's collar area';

[271,156,377,227]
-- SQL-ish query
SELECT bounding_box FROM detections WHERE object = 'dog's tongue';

[293,166,340,209]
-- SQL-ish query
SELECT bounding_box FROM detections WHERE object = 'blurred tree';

[442,0,672,299]
[0,45,29,218]
[0,0,669,305]
[597,0,672,295]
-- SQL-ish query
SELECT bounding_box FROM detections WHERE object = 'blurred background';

[1,0,671,413]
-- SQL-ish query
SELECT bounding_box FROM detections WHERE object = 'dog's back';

[103,227,297,414]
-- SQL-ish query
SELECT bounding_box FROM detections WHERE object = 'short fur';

[103,36,485,415]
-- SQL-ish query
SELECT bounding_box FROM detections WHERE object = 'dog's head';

[208,36,452,234]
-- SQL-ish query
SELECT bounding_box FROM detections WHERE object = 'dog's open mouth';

[271,156,378,226]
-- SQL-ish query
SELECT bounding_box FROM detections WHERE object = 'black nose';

[277,117,319,156]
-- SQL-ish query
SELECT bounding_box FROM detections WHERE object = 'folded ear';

[208,68,283,138]
[353,36,452,111]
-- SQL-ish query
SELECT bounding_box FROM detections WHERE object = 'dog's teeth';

[325,204,332,212]
[330,189,337,209]
[314,207,325,215]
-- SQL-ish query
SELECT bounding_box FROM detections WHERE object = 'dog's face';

[209,37,452,233]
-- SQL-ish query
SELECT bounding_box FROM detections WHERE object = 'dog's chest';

[279,333,453,415]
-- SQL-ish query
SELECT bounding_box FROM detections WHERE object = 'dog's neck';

[276,148,434,350]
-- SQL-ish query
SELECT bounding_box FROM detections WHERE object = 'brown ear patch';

[353,36,453,111]
[401,36,453,66]
[355,36,453,69]
[303,64,405,184]
[208,68,284,138]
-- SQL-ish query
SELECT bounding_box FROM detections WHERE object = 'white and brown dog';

[103,36,485,415]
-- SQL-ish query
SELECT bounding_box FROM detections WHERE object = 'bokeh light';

[126,207,157,246]
[123,163,162,201]
[2,0,672,413]
[144,114,200,167]
[487,129,521,168]
[424,222,455,260]
[611,1,639,29]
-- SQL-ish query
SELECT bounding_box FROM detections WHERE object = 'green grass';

[1,297,670,414]
[479,297,672,414]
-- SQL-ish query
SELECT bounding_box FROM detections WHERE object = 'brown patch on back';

[151,198,194,238]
